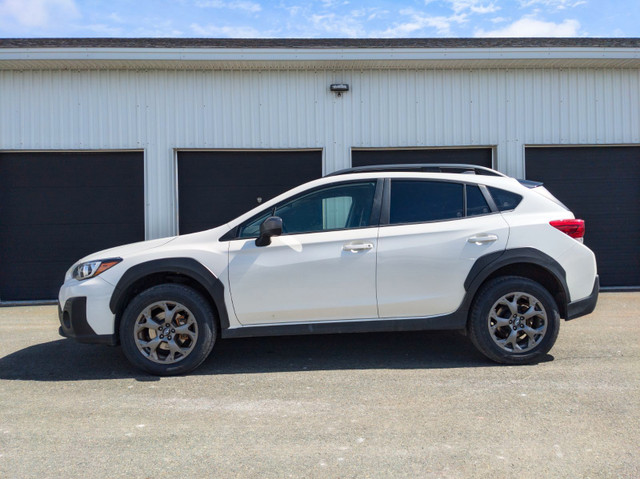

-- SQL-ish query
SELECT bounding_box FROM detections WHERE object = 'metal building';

[1,38,639,300]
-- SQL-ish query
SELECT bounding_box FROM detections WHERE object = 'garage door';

[178,150,322,234]
[0,152,145,301]
[352,148,493,168]
[526,146,640,288]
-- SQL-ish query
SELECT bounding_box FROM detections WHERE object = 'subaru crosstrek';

[58,164,599,375]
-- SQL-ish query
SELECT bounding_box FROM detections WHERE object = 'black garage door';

[352,148,493,168]
[178,150,322,234]
[526,146,640,288]
[0,152,144,301]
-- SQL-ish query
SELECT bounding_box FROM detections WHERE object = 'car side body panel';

[376,213,510,318]
[228,227,379,324]
[500,210,597,302]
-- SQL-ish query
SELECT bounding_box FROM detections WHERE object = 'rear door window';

[466,184,491,216]
[389,180,464,224]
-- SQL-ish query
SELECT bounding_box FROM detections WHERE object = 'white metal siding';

[1,68,639,238]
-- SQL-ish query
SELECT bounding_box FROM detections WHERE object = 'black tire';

[119,284,216,376]
[468,276,560,364]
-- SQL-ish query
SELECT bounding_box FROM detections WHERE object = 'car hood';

[77,236,178,263]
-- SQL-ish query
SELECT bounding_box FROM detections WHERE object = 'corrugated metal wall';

[1,68,639,238]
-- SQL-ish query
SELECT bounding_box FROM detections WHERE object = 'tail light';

[550,219,585,241]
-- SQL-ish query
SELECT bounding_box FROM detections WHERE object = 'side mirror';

[255,216,283,247]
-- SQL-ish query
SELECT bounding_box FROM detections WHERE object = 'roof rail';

[326,163,506,177]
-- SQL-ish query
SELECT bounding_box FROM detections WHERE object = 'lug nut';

[513,326,517,330]
[171,329,175,333]
[509,319,513,324]
[159,334,164,339]
[167,335,172,340]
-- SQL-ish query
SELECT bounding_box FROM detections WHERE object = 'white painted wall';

[1,67,639,239]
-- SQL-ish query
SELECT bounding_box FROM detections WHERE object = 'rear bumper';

[58,297,117,345]
[566,276,599,321]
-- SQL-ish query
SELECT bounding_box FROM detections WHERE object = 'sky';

[0,0,637,39]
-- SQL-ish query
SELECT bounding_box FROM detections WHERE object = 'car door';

[227,179,381,325]
[376,179,509,318]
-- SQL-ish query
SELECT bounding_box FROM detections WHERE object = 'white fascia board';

[1,46,639,63]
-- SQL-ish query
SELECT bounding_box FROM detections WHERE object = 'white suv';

[58,164,599,375]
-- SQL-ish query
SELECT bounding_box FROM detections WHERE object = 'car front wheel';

[468,276,560,364]
[119,284,216,376]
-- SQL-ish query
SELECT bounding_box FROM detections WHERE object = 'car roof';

[326,163,506,177]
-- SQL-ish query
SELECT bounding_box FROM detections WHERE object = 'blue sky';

[0,0,637,38]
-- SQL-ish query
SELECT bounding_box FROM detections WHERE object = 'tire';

[119,284,216,376]
[468,276,560,365]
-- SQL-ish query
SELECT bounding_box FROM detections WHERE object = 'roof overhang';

[1,38,639,70]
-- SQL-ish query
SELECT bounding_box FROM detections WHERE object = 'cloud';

[195,0,262,13]
[320,0,349,7]
[107,12,125,23]
[519,0,586,10]
[0,0,79,28]
[81,23,124,36]
[448,0,500,14]
[113,17,184,37]
[309,12,367,37]
[475,16,581,36]
[378,0,499,38]
[190,22,262,37]
[275,5,390,38]
[380,8,467,36]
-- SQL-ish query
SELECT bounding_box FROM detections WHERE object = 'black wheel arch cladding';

[109,257,230,330]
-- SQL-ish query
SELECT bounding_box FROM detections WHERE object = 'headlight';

[72,258,122,281]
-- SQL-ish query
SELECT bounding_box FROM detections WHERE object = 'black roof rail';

[326,163,507,177]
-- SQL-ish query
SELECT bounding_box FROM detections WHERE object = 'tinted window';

[390,180,463,224]
[466,185,491,216]
[237,210,272,238]
[237,181,377,238]
[275,182,376,234]
[488,187,523,211]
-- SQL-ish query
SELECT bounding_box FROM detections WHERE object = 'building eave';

[1,38,639,70]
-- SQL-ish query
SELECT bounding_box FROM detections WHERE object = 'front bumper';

[566,275,599,321]
[58,297,117,345]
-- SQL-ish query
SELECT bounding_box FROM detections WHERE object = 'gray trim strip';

[221,313,467,339]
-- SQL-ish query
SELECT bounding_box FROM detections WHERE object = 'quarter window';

[237,210,272,238]
[488,187,523,211]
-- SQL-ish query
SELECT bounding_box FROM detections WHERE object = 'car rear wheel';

[119,284,216,376]
[468,276,560,364]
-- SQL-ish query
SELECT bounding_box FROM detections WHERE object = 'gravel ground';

[0,292,638,478]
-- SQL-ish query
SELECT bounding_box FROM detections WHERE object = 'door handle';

[467,234,498,245]
[343,242,374,252]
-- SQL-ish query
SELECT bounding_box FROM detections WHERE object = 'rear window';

[488,187,523,211]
